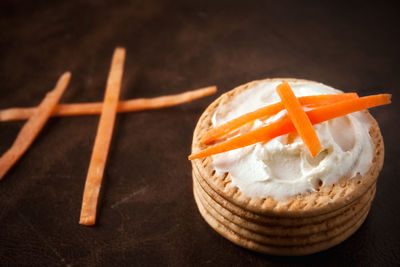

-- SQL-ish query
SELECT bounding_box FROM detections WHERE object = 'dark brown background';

[0,0,399,266]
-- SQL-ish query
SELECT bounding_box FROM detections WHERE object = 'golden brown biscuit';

[191,78,384,255]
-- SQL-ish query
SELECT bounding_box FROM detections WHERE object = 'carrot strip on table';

[276,82,322,157]
[0,72,71,180]
[188,94,391,160]
[0,86,217,122]
[200,93,358,144]
[79,47,125,226]
[117,86,217,111]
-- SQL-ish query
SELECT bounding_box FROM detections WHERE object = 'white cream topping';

[211,80,373,200]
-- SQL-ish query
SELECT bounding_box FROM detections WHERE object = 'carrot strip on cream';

[188,94,391,160]
[276,82,322,157]
[0,72,71,180]
[190,116,295,160]
[307,94,391,124]
[0,86,217,122]
[79,47,125,226]
[200,93,358,144]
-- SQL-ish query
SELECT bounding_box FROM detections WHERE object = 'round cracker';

[191,78,384,255]
[191,78,384,217]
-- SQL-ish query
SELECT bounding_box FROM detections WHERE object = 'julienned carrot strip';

[200,93,358,144]
[79,47,125,226]
[276,82,322,157]
[307,94,391,124]
[188,94,391,160]
[0,72,71,180]
[302,93,359,107]
[190,116,295,160]
[0,86,217,122]
[117,86,217,111]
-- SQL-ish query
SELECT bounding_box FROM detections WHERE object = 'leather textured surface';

[0,0,399,266]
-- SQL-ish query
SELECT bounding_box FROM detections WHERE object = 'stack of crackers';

[191,80,384,256]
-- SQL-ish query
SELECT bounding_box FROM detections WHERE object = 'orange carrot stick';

[201,93,358,144]
[307,94,391,124]
[276,82,322,157]
[79,47,125,226]
[0,86,217,122]
[116,86,217,111]
[190,116,295,160]
[0,72,71,180]
[188,94,391,160]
